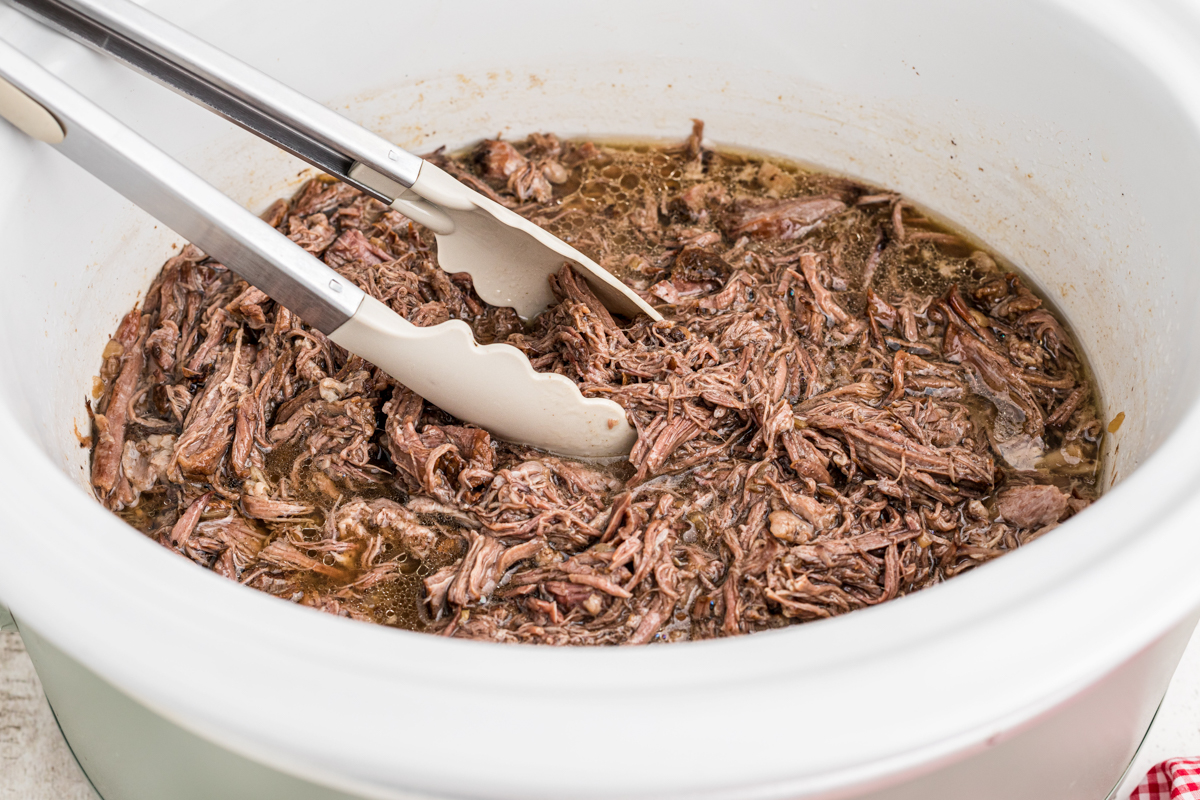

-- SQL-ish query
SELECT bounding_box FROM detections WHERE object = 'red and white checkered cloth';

[1131,759,1200,799]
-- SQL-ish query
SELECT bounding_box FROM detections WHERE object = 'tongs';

[0,0,660,458]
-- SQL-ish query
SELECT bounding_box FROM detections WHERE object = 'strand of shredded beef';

[90,122,1102,644]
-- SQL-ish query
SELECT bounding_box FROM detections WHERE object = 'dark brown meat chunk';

[997,484,1071,528]
[721,196,846,240]
[91,309,147,500]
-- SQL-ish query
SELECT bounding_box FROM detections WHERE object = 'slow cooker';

[2,1,1200,798]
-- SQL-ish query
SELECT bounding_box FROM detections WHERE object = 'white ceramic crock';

[3,1,1200,798]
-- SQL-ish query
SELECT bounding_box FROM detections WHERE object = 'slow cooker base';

[16,613,1198,800]
[18,623,377,800]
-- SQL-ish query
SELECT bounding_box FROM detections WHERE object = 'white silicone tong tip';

[399,163,662,322]
[329,296,637,458]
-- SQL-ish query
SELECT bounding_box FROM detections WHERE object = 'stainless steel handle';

[7,0,423,202]
[0,39,365,334]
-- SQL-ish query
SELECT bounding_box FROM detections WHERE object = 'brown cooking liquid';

[95,125,1102,642]
[543,141,1100,488]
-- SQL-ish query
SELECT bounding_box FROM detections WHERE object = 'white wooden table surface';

[0,631,98,800]
[2,624,1199,800]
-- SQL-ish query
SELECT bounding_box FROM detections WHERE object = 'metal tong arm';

[0,41,639,456]
[7,0,666,324]
[0,38,364,334]
[8,0,422,204]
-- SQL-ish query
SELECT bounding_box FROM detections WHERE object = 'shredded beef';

[90,123,1103,644]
